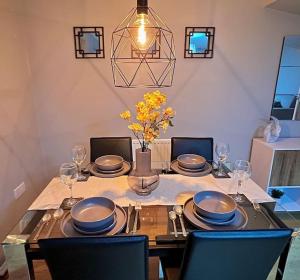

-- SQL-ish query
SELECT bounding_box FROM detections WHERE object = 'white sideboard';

[250,138,300,190]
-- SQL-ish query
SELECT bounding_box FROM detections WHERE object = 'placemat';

[156,195,283,244]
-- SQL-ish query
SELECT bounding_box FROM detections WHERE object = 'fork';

[132,202,142,233]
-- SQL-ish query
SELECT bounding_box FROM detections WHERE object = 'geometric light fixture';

[111,0,176,88]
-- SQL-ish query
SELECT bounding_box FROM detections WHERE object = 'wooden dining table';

[2,172,299,280]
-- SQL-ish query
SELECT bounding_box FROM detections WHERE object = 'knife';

[126,204,133,233]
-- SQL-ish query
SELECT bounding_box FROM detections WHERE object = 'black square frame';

[73,26,105,59]
[184,27,215,58]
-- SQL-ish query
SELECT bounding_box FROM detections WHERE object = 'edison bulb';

[132,13,156,51]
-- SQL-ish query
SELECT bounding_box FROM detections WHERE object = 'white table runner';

[29,174,273,210]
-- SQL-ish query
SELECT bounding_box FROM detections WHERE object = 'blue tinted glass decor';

[185,27,215,58]
[73,27,105,59]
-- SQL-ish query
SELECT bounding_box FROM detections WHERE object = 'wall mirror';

[271,35,300,120]
[184,27,215,58]
[73,27,105,59]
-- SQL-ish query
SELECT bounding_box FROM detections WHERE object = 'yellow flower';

[149,111,160,122]
[144,127,159,143]
[136,101,147,113]
[144,90,166,109]
[120,110,131,120]
[161,120,169,131]
[136,112,148,122]
[128,123,143,133]
[119,91,174,147]
[163,107,175,118]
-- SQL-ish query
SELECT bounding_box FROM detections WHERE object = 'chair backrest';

[171,137,214,162]
[39,235,148,280]
[179,229,292,280]
[90,137,133,163]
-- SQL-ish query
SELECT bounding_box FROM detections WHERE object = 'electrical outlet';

[14,182,26,199]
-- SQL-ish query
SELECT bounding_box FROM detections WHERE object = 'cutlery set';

[169,205,188,237]
[33,209,65,241]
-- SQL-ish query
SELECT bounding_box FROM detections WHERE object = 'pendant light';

[111,0,176,88]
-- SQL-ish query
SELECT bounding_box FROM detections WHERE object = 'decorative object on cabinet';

[73,27,104,59]
[111,0,176,88]
[184,27,215,58]
[251,138,300,190]
[263,116,281,143]
[270,189,284,199]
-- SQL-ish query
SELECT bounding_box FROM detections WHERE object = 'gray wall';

[0,1,47,253]
[1,0,300,246]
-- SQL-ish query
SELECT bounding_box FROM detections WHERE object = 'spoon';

[173,205,187,237]
[45,208,64,238]
[169,211,178,237]
[33,213,51,241]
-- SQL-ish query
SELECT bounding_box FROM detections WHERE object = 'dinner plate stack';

[60,197,127,237]
[178,154,207,172]
[71,197,117,234]
[89,155,131,178]
[170,154,212,177]
[183,191,248,230]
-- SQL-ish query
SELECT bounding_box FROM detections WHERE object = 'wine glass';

[60,162,78,207]
[215,143,230,176]
[72,145,87,180]
[233,160,251,202]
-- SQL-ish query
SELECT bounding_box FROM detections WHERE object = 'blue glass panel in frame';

[80,33,99,53]
[189,32,209,54]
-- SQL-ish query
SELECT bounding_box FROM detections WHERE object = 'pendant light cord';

[137,0,148,14]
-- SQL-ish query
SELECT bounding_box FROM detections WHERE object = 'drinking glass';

[72,145,87,180]
[233,160,251,202]
[60,162,78,207]
[215,143,230,176]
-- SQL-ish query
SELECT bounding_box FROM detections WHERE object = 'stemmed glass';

[72,145,87,181]
[233,160,251,202]
[215,143,230,176]
[60,162,78,207]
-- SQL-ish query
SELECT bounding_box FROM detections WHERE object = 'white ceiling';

[264,0,300,15]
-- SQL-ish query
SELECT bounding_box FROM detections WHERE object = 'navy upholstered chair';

[39,235,148,280]
[171,137,214,162]
[162,229,292,280]
[90,137,133,163]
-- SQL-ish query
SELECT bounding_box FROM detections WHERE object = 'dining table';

[2,170,300,280]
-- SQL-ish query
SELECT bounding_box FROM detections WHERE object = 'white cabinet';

[250,138,300,190]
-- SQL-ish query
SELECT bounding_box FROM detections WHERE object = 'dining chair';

[90,137,133,163]
[170,137,214,162]
[161,229,292,280]
[38,235,148,280]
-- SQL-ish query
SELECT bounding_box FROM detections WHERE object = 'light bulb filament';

[138,24,147,45]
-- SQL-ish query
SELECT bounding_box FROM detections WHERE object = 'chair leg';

[149,257,160,280]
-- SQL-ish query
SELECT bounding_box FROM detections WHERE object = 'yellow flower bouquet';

[120,90,175,152]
